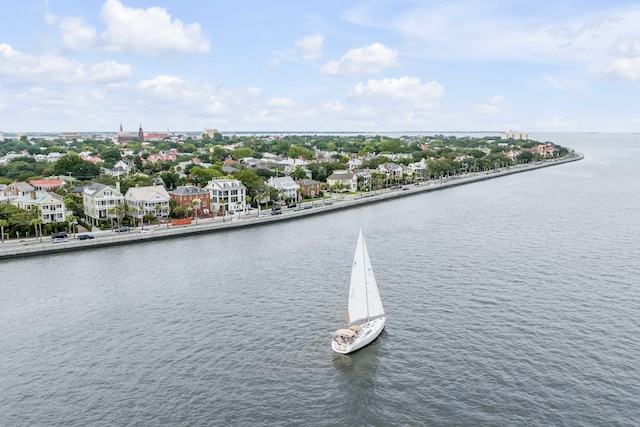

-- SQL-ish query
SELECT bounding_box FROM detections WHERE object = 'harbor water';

[1,133,639,425]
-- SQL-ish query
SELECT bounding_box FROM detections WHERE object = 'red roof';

[29,179,64,188]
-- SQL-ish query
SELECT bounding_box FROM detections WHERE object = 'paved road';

[0,154,583,260]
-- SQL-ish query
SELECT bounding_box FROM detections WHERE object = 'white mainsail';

[347,230,385,323]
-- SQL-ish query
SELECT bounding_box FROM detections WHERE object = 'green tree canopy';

[53,154,101,179]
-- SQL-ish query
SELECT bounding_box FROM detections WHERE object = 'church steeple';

[138,124,144,142]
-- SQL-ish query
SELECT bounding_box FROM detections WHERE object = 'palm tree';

[29,218,43,243]
[155,205,161,227]
[162,205,170,228]
[107,207,117,230]
[66,214,77,238]
[192,198,201,224]
[0,219,8,243]
[220,195,227,222]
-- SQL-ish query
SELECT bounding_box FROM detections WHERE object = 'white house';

[12,191,66,224]
[124,184,171,220]
[83,183,124,226]
[267,176,300,200]
[407,159,427,178]
[326,170,358,192]
[376,163,404,179]
[205,178,247,214]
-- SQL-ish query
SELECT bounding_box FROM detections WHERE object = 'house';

[240,157,267,170]
[3,182,35,202]
[205,178,247,214]
[144,150,177,163]
[267,176,300,200]
[83,183,125,226]
[376,163,404,179]
[168,185,211,216]
[354,169,373,189]
[347,158,363,170]
[113,159,134,173]
[283,164,312,178]
[12,191,66,224]
[531,144,556,157]
[102,166,129,178]
[124,184,171,221]
[407,159,427,179]
[297,179,321,198]
[326,170,357,192]
[221,165,238,174]
[29,179,64,191]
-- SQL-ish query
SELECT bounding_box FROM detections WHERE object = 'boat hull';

[331,317,385,354]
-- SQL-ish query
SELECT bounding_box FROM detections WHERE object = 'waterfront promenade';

[0,153,583,260]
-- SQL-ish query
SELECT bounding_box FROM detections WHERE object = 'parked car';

[114,226,130,233]
[77,234,94,240]
[51,231,68,240]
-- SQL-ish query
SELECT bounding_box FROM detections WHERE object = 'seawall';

[0,153,583,261]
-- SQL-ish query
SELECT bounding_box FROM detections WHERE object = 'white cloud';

[321,43,398,76]
[137,75,185,92]
[610,37,640,57]
[44,0,208,54]
[267,97,295,108]
[322,100,345,112]
[343,2,640,68]
[540,75,585,92]
[46,14,98,50]
[349,76,443,105]
[136,75,229,117]
[99,0,209,54]
[473,95,510,114]
[0,43,131,83]
[295,34,324,60]
[604,58,640,79]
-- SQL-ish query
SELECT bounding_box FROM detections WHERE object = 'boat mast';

[362,232,370,322]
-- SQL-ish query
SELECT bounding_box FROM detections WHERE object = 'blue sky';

[1,0,640,133]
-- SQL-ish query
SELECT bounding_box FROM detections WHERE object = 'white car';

[139,229,153,233]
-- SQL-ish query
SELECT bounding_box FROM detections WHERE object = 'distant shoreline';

[0,153,583,261]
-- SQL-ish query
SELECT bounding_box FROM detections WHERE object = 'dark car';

[287,203,297,208]
[77,234,95,240]
[114,226,130,233]
[51,232,68,240]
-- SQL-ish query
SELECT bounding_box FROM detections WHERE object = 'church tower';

[138,124,144,142]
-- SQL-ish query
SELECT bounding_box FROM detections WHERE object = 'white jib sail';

[348,230,385,324]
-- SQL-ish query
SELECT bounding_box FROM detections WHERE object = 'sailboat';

[331,229,386,354]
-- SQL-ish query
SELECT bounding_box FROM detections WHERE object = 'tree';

[0,219,8,243]
[66,215,76,238]
[191,199,201,224]
[517,151,534,163]
[230,147,256,160]
[53,153,100,179]
[290,167,308,180]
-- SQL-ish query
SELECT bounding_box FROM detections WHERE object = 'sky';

[1,0,640,133]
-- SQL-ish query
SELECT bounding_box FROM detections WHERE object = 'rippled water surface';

[2,133,640,426]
